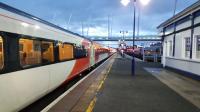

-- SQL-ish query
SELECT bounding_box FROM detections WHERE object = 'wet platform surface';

[145,67,200,109]
[93,54,200,112]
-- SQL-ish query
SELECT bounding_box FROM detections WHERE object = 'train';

[0,3,114,112]
[123,44,162,62]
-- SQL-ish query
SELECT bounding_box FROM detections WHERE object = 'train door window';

[19,38,42,68]
[184,37,191,58]
[74,45,87,58]
[196,36,200,59]
[0,36,4,69]
[42,41,54,63]
[59,43,74,61]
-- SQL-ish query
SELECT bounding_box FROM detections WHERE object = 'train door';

[90,43,95,67]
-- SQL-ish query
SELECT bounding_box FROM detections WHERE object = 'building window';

[169,41,173,56]
[42,41,54,63]
[165,41,168,56]
[184,37,191,58]
[59,43,74,61]
[19,38,42,68]
[196,36,200,59]
[0,36,4,69]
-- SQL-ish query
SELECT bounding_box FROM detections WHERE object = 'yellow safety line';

[86,97,97,112]
[86,59,114,112]
[97,64,112,91]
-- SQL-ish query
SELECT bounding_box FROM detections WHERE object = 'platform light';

[21,22,29,27]
[121,0,130,6]
[140,0,150,6]
[121,0,150,7]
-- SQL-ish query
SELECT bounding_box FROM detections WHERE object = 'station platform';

[43,54,200,112]
[93,54,200,112]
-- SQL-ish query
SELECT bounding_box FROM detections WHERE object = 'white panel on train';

[0,8,83,45]
[48,60,76,92]
[0,67,50,112]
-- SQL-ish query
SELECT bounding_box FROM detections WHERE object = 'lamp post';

[173,0,178,16]
[132,0,136,76]
[120,30,128,50]
[120,30,128,41]
[121,0,150,75]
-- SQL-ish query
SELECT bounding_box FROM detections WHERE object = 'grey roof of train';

[0,2,91,41]
[157,1,200,29]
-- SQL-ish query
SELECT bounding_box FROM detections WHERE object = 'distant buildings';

[158,1,200,80]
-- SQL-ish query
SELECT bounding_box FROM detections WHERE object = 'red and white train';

[0,3,114,112]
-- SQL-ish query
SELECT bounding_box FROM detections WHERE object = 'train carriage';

[0,3,112,112]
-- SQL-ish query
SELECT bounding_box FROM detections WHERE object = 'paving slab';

[145,67,200,109]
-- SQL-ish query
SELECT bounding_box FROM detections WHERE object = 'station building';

[158,1,200,80]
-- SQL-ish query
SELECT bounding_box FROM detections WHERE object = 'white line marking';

[41,56,113,112]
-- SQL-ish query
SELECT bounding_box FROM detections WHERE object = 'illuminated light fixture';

[34,25,40,29]
[21,22,29,27]
[121,0,130,6]
[121,0,150,7]
[140,0,150,6]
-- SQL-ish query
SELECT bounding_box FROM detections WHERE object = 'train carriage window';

[0,36,4,69]
[59,43,74,61]
[42,41,54,63]
[74,45,87,58]
[19,38,42,67]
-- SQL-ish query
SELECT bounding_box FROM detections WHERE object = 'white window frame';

[194,35,200,60]
[183,37,191,59]
[165,41,168,57]
[168,40,173,57]
[165,40,173,57]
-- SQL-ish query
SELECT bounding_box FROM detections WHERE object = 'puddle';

[144,67,163,75]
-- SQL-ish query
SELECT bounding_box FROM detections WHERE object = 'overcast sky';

[1,0,198,37]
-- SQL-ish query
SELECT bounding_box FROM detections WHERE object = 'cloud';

[1,0,198,37]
